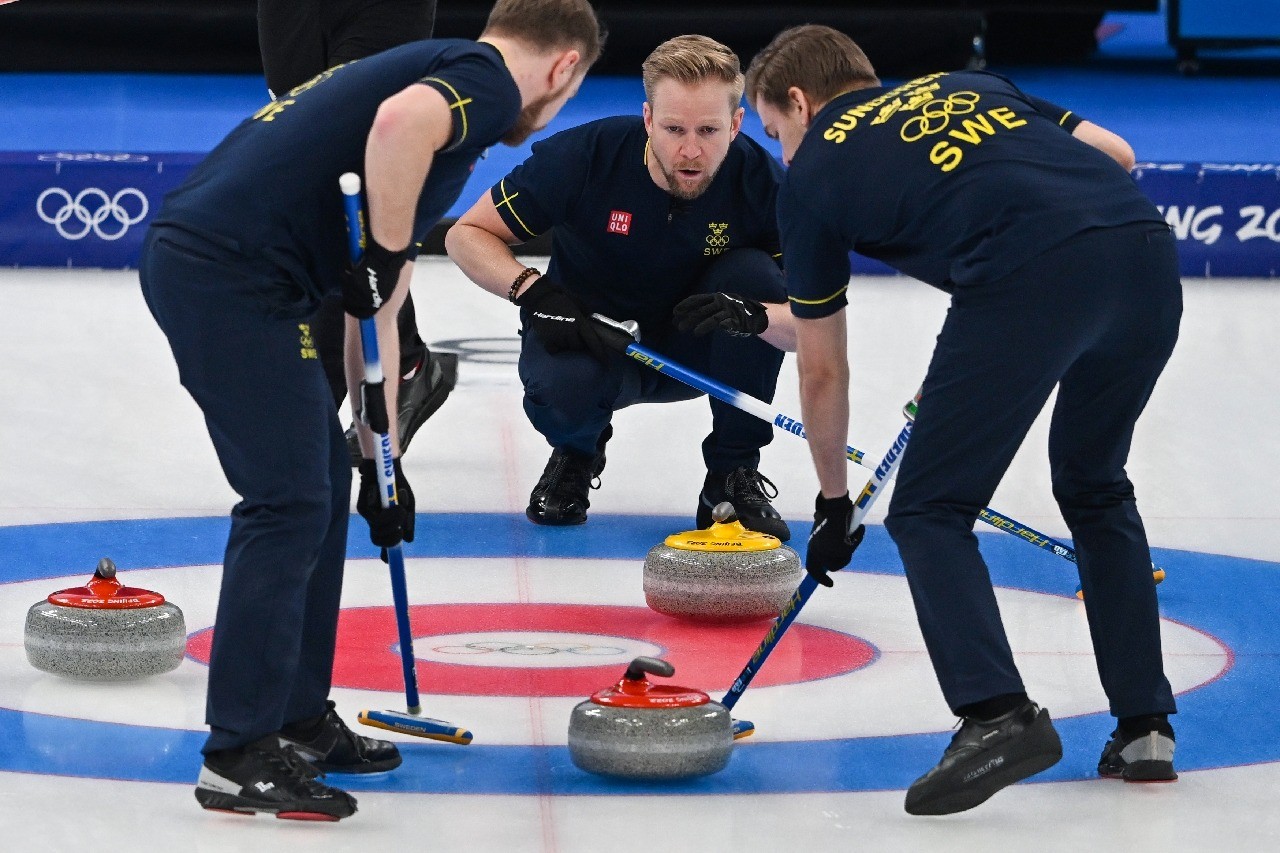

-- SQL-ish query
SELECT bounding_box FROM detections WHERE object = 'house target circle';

[0,512,1274,795]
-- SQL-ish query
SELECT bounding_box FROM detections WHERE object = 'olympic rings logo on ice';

[36,187,149,241]
[429,641,628,656]
[900,91,982,143]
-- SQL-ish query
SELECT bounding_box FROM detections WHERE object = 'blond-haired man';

[448,35,796,538]
[140,0,604,820]
[747,24,1179,815]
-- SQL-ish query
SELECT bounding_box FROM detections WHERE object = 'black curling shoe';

[278,700,402,774]
[527,426,612,525]
[195,736,357,821]
[345,350,459,466]
[1098,727,1177,782]
[905,700,1063,816]
[697,467,790,541]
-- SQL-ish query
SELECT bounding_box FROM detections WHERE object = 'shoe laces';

[320,706,379,760]
[538,450,602,499]
[263,743,324,783]
[725,468,779,507]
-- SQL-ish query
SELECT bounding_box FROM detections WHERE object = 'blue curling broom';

[588,314,1165,599]
[720,418,914,739]
[588,316,910,740]
[340,172,471,745]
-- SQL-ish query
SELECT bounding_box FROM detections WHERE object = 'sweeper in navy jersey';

[139,0,604,821]
[746,25,1180,814]
[257,0,460,466]
[448,35,797,539]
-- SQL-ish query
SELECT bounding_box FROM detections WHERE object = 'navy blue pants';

[139,226,351,753]
[519,249,787,472]
[883,223,1181,720]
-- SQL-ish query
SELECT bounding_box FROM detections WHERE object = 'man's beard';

[502,88,561,146]
[655,153,718,201]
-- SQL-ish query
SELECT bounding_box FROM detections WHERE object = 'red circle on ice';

[185,603,877,697]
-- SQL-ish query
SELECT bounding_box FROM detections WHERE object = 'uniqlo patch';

[607,210,632,235]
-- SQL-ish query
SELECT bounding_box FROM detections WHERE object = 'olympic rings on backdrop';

[36,187,149,241]
[35,152,152,163]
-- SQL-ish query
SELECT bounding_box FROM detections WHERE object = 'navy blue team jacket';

[155,39,521,299]
[778,70,1166,318]
[490,116,784,332]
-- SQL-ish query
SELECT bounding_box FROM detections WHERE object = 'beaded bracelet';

[508,267,541,303]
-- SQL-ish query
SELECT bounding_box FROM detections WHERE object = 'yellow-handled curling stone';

[643,502,803,622]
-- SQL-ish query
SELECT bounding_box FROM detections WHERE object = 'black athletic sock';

[955,692,1030,722]
[203,746,242,768]
[204,734,276,768]
[1118,714,1174,739]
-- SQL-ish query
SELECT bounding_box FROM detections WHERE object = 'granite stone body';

[24,601,187,680]
[567,698,734,779]
[644,542,803,622]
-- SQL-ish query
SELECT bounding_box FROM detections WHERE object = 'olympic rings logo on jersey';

[429,641,628,657]
[899,91,982,143]
[36,187,149,241]
[704,221,731,255]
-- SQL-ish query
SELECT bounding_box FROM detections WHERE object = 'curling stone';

[644,502,803,622]
[568,656,733,780]
[24,558,187,681]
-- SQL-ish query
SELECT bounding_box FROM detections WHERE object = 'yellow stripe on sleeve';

[788,284,849,306]
[422,77,473,148]
[1059,111,1074,127]
[494,178,538,239]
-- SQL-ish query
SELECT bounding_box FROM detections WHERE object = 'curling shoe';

[905,700,1062,816]
[345,350,459,466]
[697,467,790,541]
[1098,723,1177,782]
[278,700,402,774]
[195,736,357,821]
[527,426,612,525]
[398,350,458,453]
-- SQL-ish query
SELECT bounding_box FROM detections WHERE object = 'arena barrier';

[2,151,1277,278]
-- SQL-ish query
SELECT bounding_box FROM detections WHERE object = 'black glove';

[673,292,769,338]
[516,275,609,360]
[343,236,407,319]
[805,492,866,587]
[357,457,416,561]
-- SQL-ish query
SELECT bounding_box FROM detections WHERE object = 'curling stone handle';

[624,656,675,681]
[711,501,738,524]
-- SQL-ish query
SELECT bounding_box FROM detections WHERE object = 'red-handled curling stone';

[567,656,733,780]
[24,557,187,680]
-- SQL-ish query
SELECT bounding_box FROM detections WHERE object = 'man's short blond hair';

[642,35,745,110]
[746,25,879,112]
[482,0,607,68]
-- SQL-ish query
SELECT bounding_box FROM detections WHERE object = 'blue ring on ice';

[0,513,1274,794]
